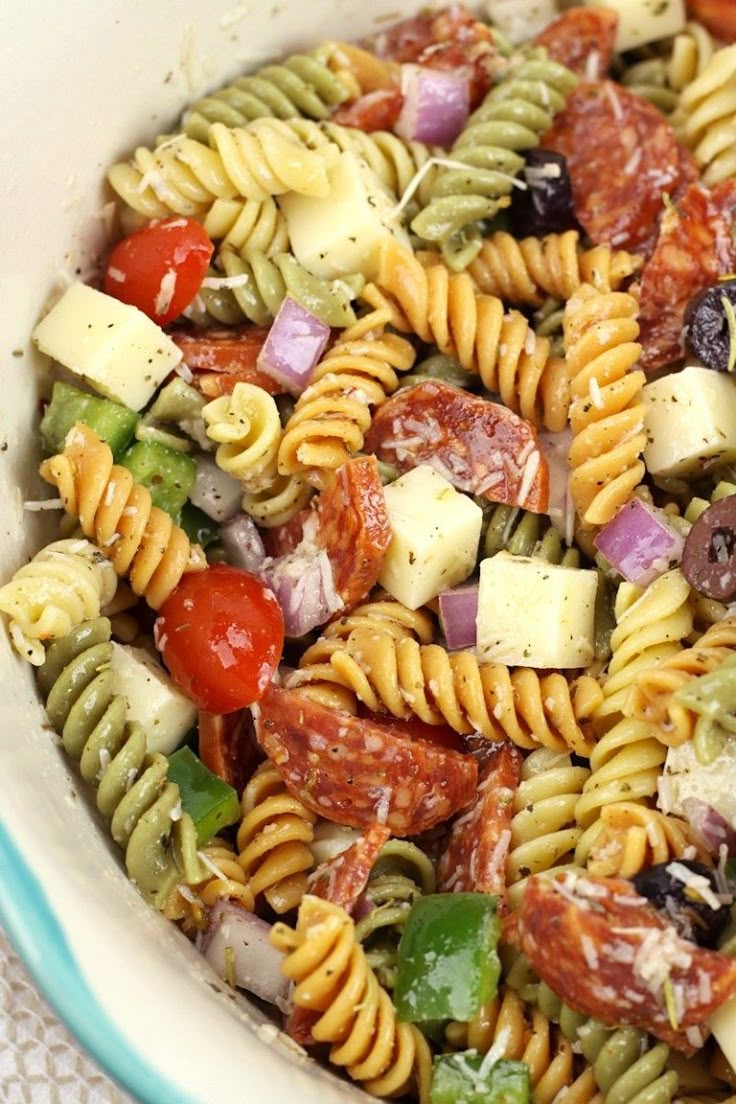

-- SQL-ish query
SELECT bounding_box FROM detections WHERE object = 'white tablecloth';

[0,927,136,1104]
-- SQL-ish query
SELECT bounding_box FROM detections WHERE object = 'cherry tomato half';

[103,217,213,326]
[156,564,284,714]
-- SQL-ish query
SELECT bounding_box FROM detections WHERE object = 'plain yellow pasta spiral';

[202,195,290,253]
[39,423,206,610]
[593,569,694,727]
[667,20,717,92]
[575,801,711,878]
[107,118,334,219]
[165,838,255,935]
[0,538,117,664]
[468,230,642,308]
[237,761,317,915]
[673,43,736,184]
[368,238,568,431]
[563,284,646,527]
[203,381,282,492]
[271,895,432,1102]
[240,472,312,528]
[574,717,667,831]
[277,303,416,489]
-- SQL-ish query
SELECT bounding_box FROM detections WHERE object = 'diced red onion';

[395,64,469,147]
[439,584,478,651]
[265,546,342,637]
[198,901,289,1012]
[190,455,242,522]
[681,798,736,856]
[256,296,330,395]
[220,514,267,573]
[353,894,377,923]
[594,498,685,586]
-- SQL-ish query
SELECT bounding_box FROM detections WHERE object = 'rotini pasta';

[237,760,317,915]
[39,424,206,610]
[483,504,581,565]
[619,56,680,116]
[0,538,117,664]
[202,195,290,253]
[673,44,736,184]
[271,895,432,1102]
[574,717,667,831]
[164,838,255,935]
[38,617,202,906]
[667,20,717,92]
[240,472,312,529]
[563,284,647,527]
[575,801,711,878]
[203,382,281,492]
[277,302,416,489]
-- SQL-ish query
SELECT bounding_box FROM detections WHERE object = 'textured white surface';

[0,928,133,1104]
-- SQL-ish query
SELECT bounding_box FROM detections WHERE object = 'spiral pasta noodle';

[575,801,711,878]
[618,56,680,116]
[37,617,202,906]
[277,303,416,489]
[468,231,642,308]
[202,195,290,253]
[369,240,568,431]
[239,471,312,529]
[203,382,281,492]
[107,118,334,220]
[563,284,646,527]
[593,570,694,726]
[182,49,356,142]
[39,424,206,610]
[667,21,716,93]
[0,537,117,665]
[318,40,398,96]
[271,895,432,1102]
[506,749,591,912]
[164,838,255,935]
[574,717,667,831]
[673,44,736,184]
[237,760,317,915]
[410,55,578,255]
[483,504,581,566]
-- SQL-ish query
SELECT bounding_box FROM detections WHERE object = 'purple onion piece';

[594,498,684,586]
[265,546,342,637]
[681,798,736,856]
[190,455,242,522]
[256,296,330,394]
[395,64,469,147]
[438,584,478,651]
[220,514,267,574]
[198,901,289,1012]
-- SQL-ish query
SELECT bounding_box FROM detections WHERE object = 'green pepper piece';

[431,1054,531,1104]
[119,439,197,522]
[394,893,500,1024]
[41,381,139,457]
[167,746,240,846]
[180,502,219,549]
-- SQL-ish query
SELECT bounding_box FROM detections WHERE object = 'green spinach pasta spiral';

[483,504,581,565]
[38,617,202,906]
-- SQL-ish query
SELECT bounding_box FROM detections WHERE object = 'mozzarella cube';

[711,1000,736,1073]
[658,739,736,826]
[279,150,411,281]
[484,0,558,44]
[584,0,686,52]
[477,552,597,668]
[643,366,736,479]
[32,283,182,411]
[111,643,196,756]
[379,465,482,611]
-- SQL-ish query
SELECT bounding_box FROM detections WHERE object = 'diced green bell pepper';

[180,502,219,549]
[119,438,197,521]
[41,380,139,457]
[167,746,240,846]
[394,893,500,1024]
[431,1054,530,1104]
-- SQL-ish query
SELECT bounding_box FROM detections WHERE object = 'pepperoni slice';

[171,326,280,396]
[308,823,391,912]
[686,0,736,42]
[253,685,478,836]
[541,82,688,257]
[198,709,260,792]
[332,89,404,132]
[506,872,736,1052]
[534,8,618,79]
[438,743,522,913]
[364,381,549,512]
[638,180,736,372]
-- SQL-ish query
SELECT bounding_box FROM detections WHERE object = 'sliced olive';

[682,495,736,601]
[509,149,576,238]
[684,280,736,373]
[632,860,728,948]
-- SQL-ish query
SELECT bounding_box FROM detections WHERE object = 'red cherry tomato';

[103,217,213,326]
[156,564,284,714]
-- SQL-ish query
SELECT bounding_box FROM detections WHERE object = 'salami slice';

[171,327,278,395]
[541,82,689,257]
[198,709,260,792]
[332,89,404,132]
[308,823,391,912]
[364,381,549,512]
[438,743,522,912]
[534,8,618,79]
[507,872,736,1052]
[253,685,478,836]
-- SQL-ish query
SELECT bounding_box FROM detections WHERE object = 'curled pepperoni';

[170,326,279,397]
[438,743,521,913]
[638,180,736,372]
[198,709,260,792]
[364,381,549,512]
[308,823,391,912]
[506,872,736,1052]
[687,0,736,42]
[541,82,689,257]
[534,7,618,79]
[253,685,478,836]
[332,89,404,132]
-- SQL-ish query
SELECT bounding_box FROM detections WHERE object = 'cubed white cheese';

[484,0,558,44]
[32,283,182,412]
[643,366,736,479]
[658,738,736,825]
[279,150,411,281]
[309,822,361,866]
[379,465,482,611]
[111,642,196,756]
[477,552,597,668]
[710,999,736,1071]
[584,0,686,52]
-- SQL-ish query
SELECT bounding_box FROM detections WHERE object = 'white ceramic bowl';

[0,4,422,1100]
